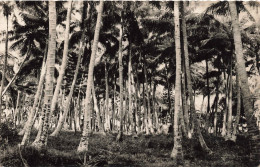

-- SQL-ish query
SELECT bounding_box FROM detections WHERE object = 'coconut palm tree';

[32,1,57,149]
[50,1,89,137]
[116,1,124,142]
[228,1,260,163]
[49,0,73,123]
[77,0,104,153]
[0,1,13,123]
[170,1,183,161]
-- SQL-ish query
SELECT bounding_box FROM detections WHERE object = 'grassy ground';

[0,130,252,167]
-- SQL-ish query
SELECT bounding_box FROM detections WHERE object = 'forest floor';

[0,129,252,167]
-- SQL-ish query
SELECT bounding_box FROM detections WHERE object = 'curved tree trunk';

[2,47,31,96]
[181,1,211,154]
[77,1,104,153]
[19,39,47,138]
[171,1,183,161]
[50,1,89,137]
[21,64,46,145]
[0,14,8,123]
[229,2,260,164]
[32,1,56,149]
[50,0,72,122]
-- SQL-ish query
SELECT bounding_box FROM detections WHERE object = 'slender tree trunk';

[0,14,8,123]
[181,63,191,138]
[171,2,183,161]
[142,79,149,134]
[222,71,228,137]
[92,83,105,134]
[204,59,211,132]
[152,80,159,133]
[133,67,141,134]
[75,82,82,131]
[105,62,110,131]
[20,65,46,145]
[229,2,260,164]
[213,74,220,136]
[15,91,21,128]
[112,73,116,131]
[77,1,104,153]
[143,55,153,134]
[19,40,47,138]
[128,39,135,135]
[182,1,211,154]
[52,0,89,136]
[165,61,172,123]
[231,66,241,141]
[181,75,188,137]
[32,1,56,149]
[2,47,31,96]
[226,58,233,140]
[50,0,72,121]
[116,7,124,141]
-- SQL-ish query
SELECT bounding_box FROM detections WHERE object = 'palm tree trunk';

[116,7,124,141]
[32,1,56,149]
[77,0,104,153]
[92,83,105,133]
[2,47,31,96]
[75,82,82,131]
[165,61,172,122]
[111,74,116,132]
[19,39,47,139]
[204,59,210,132]
[226,58,233,140]
[143,55,152,134]
[20,64,46,145]
[105,61,110,131]
[213,73,220,136]
[152,80,159,133]
[181,75,188,137]
[222,70,228,137]
[15,91,21,128]
[128,39,135,135]
[50,0,72,120]
[133,67,141,134]
[181,1,211,153]
[0,14,8,123]
[229,2,260,163]
[231,66,241,141]
[142,79,149,134]
[181,62,190,137]
[171,1,183,161]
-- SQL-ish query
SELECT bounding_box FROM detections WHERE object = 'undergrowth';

[0,128,252,167]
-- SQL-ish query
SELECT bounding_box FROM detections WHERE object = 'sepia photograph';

[0,0,259,166]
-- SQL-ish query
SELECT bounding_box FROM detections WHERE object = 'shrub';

[0,123,19,148]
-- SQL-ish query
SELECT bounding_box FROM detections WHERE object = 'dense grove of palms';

[0,1,259,166]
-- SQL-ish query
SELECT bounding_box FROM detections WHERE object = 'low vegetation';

[0,126,251,167]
